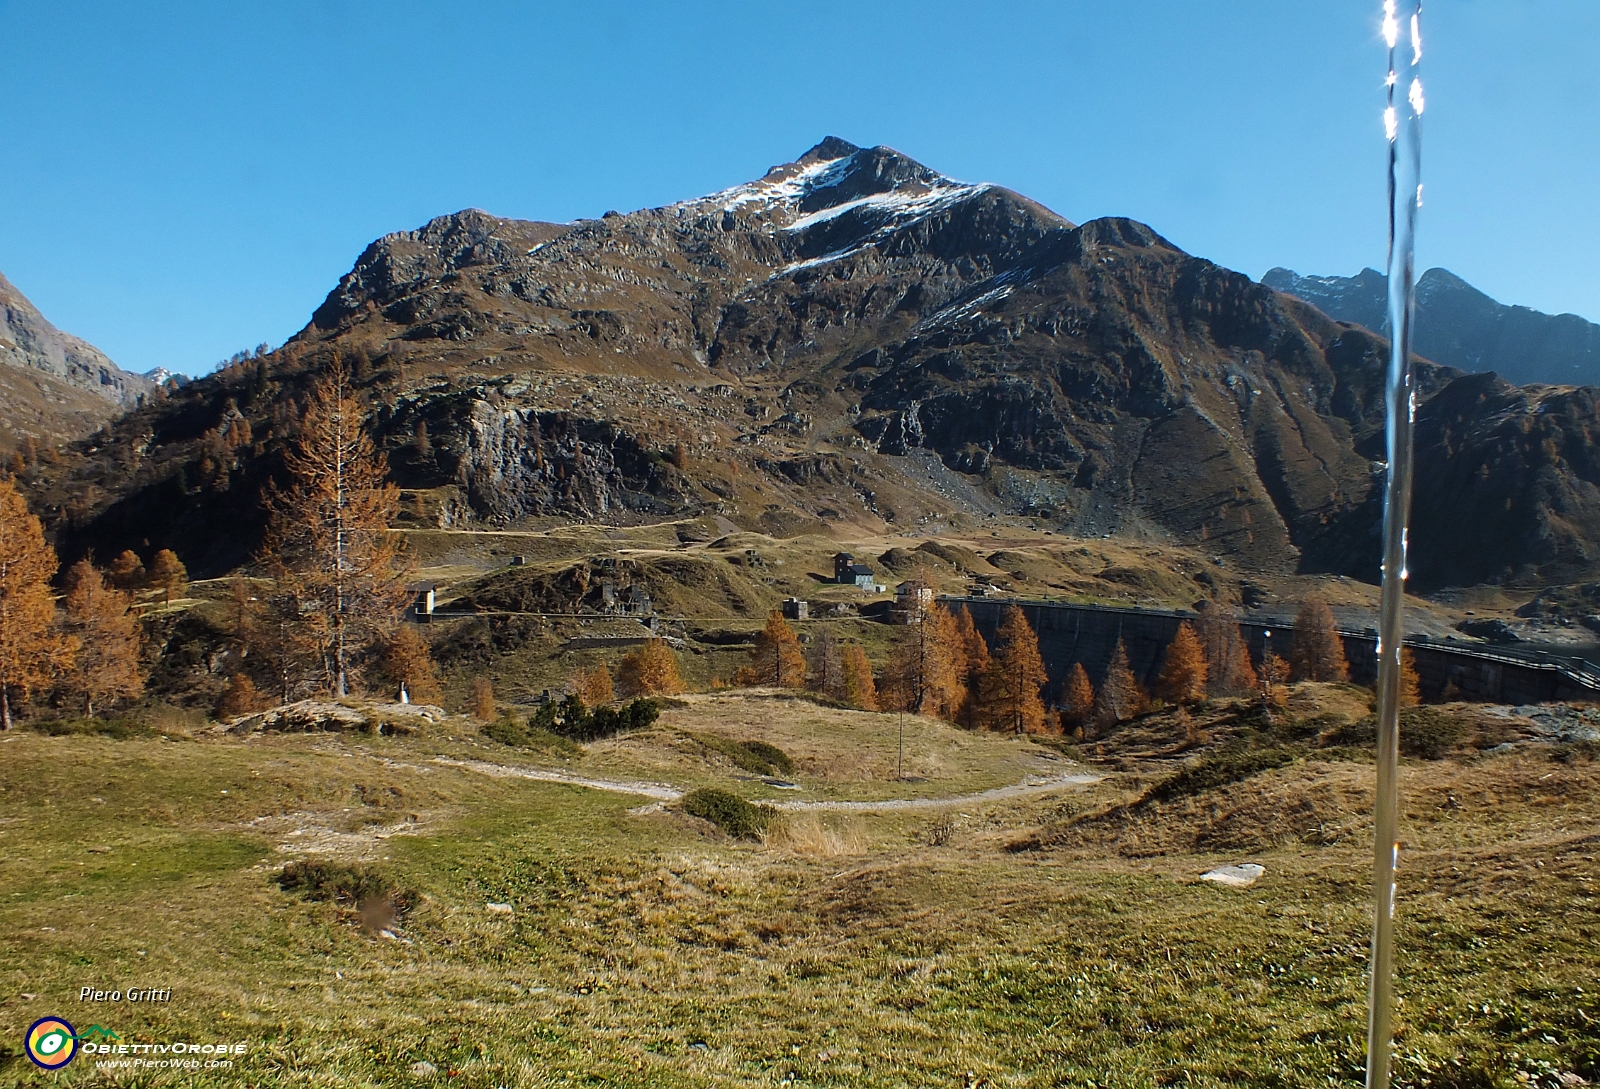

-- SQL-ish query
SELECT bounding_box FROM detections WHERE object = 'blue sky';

[1,1,1595,376]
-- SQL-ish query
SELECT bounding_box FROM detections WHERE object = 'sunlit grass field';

[1,692,1595,1087]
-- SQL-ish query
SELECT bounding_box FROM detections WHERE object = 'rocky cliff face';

[31,139,1600,590]
[0,271,154,450]
[1263,266,1600,388]
[1,271,150,406]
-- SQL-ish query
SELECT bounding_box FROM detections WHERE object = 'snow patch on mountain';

[784,181,986,233]
[709,154,856,214]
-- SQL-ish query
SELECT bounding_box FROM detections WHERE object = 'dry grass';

[764,812,870,858]
[578,691,1054,801]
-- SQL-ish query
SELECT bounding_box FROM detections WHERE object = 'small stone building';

[895,579,934,623]
[833,552,876,589]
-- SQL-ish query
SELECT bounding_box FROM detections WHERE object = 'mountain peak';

[797,136,860,164]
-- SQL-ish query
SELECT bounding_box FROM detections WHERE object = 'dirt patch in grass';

[275,859,418,932]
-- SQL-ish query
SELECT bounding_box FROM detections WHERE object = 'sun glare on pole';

[1367,4,1423,1089]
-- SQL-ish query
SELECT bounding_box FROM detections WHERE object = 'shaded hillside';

[1263,266,1600,388]
[26,138,1600,591]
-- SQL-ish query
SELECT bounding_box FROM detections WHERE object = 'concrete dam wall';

[945,597,1600,707]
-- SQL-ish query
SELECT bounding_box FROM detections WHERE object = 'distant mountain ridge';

[1262,266,1600,387]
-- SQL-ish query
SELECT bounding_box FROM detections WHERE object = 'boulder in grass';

[1199,863,1265,888]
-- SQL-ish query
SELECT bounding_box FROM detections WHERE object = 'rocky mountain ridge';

[1262,266,1600,387]
[0,270,154,450]
[25,138,1600,592]
[1,271,151,405]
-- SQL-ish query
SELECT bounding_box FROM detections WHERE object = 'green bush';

[28,716,150,739]
[275,860,416,917]
[1141,745,1302,804]
[681,788,775,839]
[529,696,659,742]
[690,733,794,776]
[482,715,581,756]
[482,715,527,747]
[1277,711,1346,744]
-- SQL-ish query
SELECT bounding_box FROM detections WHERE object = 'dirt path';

[771,773,1100,811]
[428,756,1099,811]
[430,757,683,800]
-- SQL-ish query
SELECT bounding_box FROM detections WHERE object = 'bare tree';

[807,625,845,700]
[261,356,410,696]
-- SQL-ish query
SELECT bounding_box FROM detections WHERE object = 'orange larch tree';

[569,663,615,707]
[952,606,992,728]
[0,480,75,729]
[215,674,268,720]
[617,638,686,697]
[1091,637,1147,733]
[469,676,497,720]
[1259,647,1291,707]
[382,624,444,705]
[1196,609,1257,695]
[1156,621,1208,705]
[60,559,145,717]
[807,625,845,700]
[108,549,146,591]
[987,605,1049,733]
[887,601,965,720]
[748,611,807,688]
[1290,597,1351,682]
[1061,662,1095,732]
[1399,647,1421,707]
[147,549,188,606]
[841,644,878,711]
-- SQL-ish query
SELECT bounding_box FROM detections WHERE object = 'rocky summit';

[29,139,1600,590]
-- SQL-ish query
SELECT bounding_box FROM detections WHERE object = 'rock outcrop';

[1,271,150,406]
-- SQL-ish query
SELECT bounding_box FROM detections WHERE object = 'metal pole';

[1368,5,1423,1089]
[898,706,904,781]
[1261,630,1272,717]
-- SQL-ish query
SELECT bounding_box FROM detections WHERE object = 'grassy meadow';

[0,690,1595,1087]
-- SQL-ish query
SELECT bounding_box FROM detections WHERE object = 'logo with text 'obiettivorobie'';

[25,1016,79,1070]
